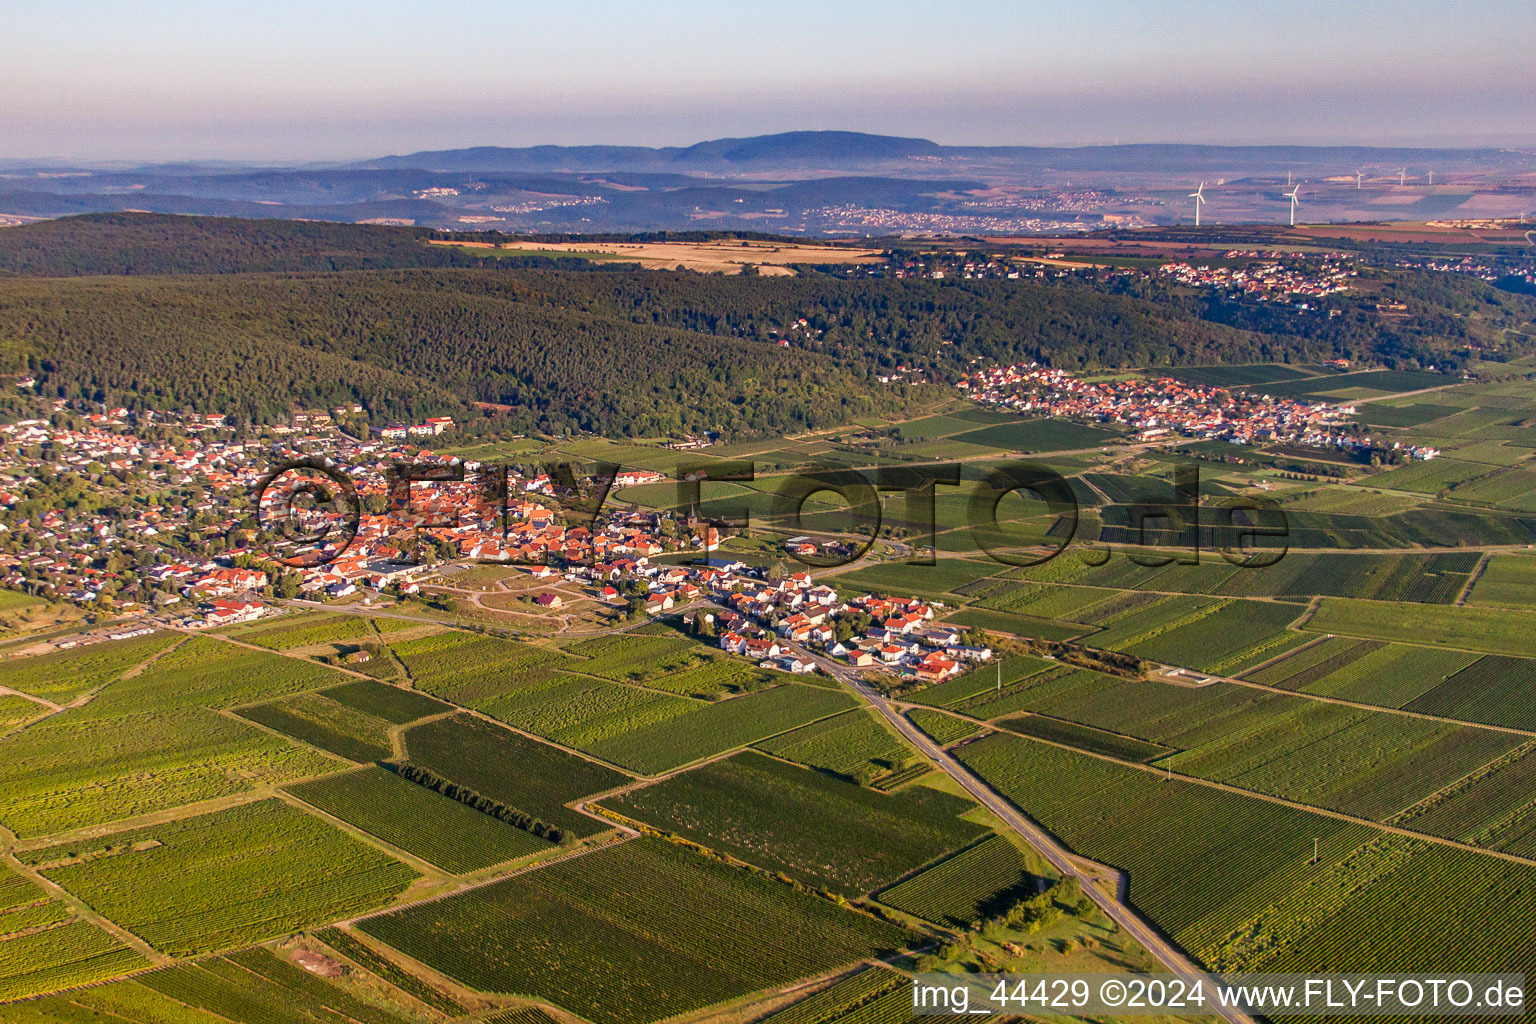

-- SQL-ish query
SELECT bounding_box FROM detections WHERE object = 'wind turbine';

[1188,181,1207,226]
[1355,171,1363,190]
[1428,170,1434,186]
[1398,167,1407,186]
[1285,186,1301,227]
[1286,170,1293,187]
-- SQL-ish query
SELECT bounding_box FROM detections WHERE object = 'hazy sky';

[6,0,1534,162]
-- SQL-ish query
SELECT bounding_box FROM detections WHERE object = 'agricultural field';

[389,631,573,705]
[286,766,552,873]
[0,867,148,1001]
[222,611,373,650]
[25,800,416,956]
[834,559,1000,599]
[875,834,1048,926]
[321,678,451,722]
[357,837,912,1024]
[903,653,1053,708]
[402,713,629,838]
[754,967,922,1024]
[0,639,348,837]
[1464,553,1536,607]
[1303,598,1536,657]
[960,729,1536,979]
[602,751,987,896]
[0,631,179,703]
[474,671,698,750]
[906,708,984,745]
[317,926,467,1016]
[752,708,916,780]
[13,946,421,1024]
[235,689,397,762]
[1254,641,1479,707]
[1368,457,1490,494]
[949,418,1121,452]
[1113,598,1305,673]
[0,693,45,726]
[999,714,1171,762]
[584,683,859,775]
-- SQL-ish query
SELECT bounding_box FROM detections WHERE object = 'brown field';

[428,238,883,274]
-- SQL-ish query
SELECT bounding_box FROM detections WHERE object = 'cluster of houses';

[1158,253,1354,306]
[959,364,1356,448]
[0,398,706,616]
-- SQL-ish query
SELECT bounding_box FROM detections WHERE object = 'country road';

[841,674,1260,1024]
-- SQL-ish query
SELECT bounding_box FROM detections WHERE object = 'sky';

[5,0,1535,163]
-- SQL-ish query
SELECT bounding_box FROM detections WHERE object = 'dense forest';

[0,214,507,276]
[0,214,1527,437]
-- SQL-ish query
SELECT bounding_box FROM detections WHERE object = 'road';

[838,672,1259,1024]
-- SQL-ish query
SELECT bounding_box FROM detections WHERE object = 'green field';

[0,867,148,1000]
[752,708,915,780]
[602,751,986,895]
[225,611,374,650]
[0,638,348,837]
[236,689,396,762]
[357,837,912,1024]
[27,800,416,955]
[402,713,629,838]
[16,946,422,1024]
[1304,598,1536,657]
[876,834,1048,926]
[585,684,859,775]
[286,766,552,872]
[0,632,179,702]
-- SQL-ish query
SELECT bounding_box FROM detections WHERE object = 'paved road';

[840,674,1259,1024]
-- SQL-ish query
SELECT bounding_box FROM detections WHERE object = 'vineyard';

[999,714,1171,763]
[0,690,339,838]
[236,689,396,762]
[0,868,147,1001]
[753,709,914,779]
[390,631,573,705]
[320,678,451,723]
[0,631,178,703]
[286,766,552,872]
[903,654,1053,708]
[584,684,858,775]
[1304,599,1536,658]
[27,800,416,956]
[955,732,1378,957]
[601,751,986,896]
[757,966,909,1024]
[905,708,981,746]
[402,713,628,838]
[226,612,373,650]
[357,837,912,1024]
[474,672,697,749]
[876,834,1046,926]
[317,926,467,1015]
[126,946,417,1024]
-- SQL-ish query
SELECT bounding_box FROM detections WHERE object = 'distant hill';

[357,132,1529,175]
[0,213,498,276]
[357,131,946,171]
[3,133,1532,233]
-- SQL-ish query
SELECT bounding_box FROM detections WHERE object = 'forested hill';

[0,265,1289,435]
[1,215,1516,437]
[0,214,501,276]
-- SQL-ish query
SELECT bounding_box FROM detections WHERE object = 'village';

[0,395,995,688]
[1157,250,1356,304]
[957,362,1440,460]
